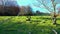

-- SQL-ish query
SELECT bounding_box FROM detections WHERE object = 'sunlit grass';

[0,16,60,34]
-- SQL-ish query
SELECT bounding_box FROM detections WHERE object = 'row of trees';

[0,6,34,16]
[0,0,33,16]
[17,6,33,16]
[0,0,20,16]
[0,0,51,16]
[0,5,20,16]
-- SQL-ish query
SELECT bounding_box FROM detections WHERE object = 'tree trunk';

[52,16,56,24]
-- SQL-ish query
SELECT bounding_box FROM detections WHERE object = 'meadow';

[0,16,60,34]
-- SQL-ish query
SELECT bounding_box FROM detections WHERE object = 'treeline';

[0,5,20,16]
[33,11,50,16]
[0,0,50,16]
[0,5,50,16]
[0,5,34,16]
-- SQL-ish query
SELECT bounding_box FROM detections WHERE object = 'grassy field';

[0,16,60,34]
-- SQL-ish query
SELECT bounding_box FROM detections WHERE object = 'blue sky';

[16,0,60,13]
[16,0,49,13]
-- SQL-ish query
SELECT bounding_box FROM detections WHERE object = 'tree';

[36,10,40,15]
[27,6,33,16]
[17,6,33,16]
[33,0,60,24]
[4,0,18,6]
[0,0,20,16]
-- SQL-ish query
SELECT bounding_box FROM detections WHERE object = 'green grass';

[0,16,60,34]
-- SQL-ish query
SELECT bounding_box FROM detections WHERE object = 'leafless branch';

[51,0,58,15]
[35,0,52,13]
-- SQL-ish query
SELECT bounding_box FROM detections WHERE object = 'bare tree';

[33,0,60,24]
[0,0,20,16]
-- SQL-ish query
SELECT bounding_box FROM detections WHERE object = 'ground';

[0,16,60,34]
